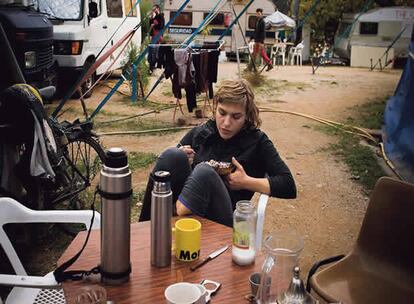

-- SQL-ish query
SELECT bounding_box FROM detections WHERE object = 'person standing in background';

[148,4,165,72]
[149,4,165,43]
[248,8,273,72]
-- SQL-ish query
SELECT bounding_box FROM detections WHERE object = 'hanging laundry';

[174,49,195,87]
[159,45,221,113]
[156,45,169,69]
[193,51,209,94]
[164,46,175,79]
[208,50,220,99]
[148,45,159,71]
[169,49,197,112]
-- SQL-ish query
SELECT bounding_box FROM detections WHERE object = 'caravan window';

[203,13,224,26]
[248,16,257,29]
[360,22,378,35]
[248,15,268,29]
[124,0,137,17]
[107,0,123,18]
[171,11,192,26]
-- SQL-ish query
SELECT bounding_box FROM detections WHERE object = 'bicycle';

[46,118,105,206]
[0,84,105,235]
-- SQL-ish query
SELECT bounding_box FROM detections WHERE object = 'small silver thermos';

[151,171,172,267]
[99,147,132,284]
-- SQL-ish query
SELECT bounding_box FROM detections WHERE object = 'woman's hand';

[226,157,249,190]
[179,145,196,166]
[226,157,272,195]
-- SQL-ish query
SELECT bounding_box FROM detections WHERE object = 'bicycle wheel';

[58,136,105,235]
[66,136,105,206]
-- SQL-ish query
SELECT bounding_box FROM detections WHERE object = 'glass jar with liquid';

[232,200,257,266]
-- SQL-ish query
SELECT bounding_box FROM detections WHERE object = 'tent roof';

[264,10,296,29]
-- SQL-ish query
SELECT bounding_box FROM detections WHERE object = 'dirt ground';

[55,62,401,275]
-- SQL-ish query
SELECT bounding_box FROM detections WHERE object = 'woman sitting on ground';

[139,79,296,226]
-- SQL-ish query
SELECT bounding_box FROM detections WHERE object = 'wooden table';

[58,217,264,303]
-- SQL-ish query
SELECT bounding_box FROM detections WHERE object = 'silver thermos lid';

[152,171,171,193]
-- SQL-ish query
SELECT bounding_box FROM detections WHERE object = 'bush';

[121,42,150,97]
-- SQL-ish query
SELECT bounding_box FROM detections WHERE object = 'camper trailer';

[334,7,414,64]
[163,0,277,58]
[34,0,141,97]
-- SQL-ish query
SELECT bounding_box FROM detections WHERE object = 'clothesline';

[147,41,222,119]
[148,43,183,47]
[148,39,225,52]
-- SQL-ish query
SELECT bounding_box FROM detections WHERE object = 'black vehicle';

[0,0,56,92]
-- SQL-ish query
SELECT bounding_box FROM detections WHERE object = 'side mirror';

[89,2,98,19]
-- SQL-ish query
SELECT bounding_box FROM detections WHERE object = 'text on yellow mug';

[174,218,201,262]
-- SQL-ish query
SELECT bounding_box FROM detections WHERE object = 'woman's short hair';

[213,79,261,129]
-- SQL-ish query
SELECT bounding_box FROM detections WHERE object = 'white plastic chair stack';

[0,197,101,304]
[289,41,304,66]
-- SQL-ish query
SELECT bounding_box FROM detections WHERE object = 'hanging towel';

[30,110,56,178]
[174,49,195,87]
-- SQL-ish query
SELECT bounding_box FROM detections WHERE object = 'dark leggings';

[139,148,233,227]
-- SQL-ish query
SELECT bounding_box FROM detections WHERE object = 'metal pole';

[231,3,257,72]
[131,64,137,103]
[235,34,241,78]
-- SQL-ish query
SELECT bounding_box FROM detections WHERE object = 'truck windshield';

[33,0,83,20]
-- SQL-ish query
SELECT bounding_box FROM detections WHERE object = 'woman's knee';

[154,147,188,172]
[192,163,220,181]
[160,147,187,160]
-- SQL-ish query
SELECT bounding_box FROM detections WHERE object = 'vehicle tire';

[57,136,105,235]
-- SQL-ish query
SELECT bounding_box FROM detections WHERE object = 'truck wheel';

[80,72,96,98]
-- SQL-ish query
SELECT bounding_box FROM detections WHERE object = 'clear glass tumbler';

[256,229,304,304]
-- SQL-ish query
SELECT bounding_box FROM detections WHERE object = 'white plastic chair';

[288,41,304,66]
[0,197,101,304]
[255,193,269,251]
[271,44,286,66]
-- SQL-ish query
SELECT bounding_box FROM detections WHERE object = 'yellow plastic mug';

[173,218,201,262]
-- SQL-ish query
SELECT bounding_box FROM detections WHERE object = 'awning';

[264,10,296,29]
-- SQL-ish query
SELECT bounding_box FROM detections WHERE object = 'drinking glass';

[256,229,304,304]
[75,285,107,304]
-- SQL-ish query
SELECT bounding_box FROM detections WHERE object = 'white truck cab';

[34,0,141,97]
